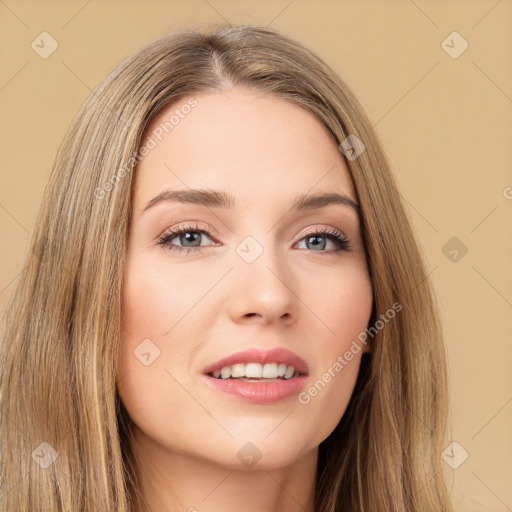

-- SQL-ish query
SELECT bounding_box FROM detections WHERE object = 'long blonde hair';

[0,23,452,511]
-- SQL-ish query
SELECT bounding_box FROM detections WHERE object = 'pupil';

[182,232,200,247]
[308,235,325,250]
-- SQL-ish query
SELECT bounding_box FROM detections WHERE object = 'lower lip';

[203,374,308,404]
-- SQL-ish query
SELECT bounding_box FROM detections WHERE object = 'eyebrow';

[142,189,360,214]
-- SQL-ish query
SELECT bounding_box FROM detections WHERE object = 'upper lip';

[203,347,309,376]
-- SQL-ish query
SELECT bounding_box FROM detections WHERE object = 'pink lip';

[203,374,308,404]
[202,347,309,376]
[202,347,309,404]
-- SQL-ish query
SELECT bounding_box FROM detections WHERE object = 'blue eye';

[157,224,351,254]
[296,228,350,252]
[157,223,218,255]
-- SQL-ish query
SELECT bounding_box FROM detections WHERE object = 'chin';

[200,434,315,471]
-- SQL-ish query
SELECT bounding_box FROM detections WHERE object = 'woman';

[0,24,453,511]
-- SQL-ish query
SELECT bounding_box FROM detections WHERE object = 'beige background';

[1,1,511,510]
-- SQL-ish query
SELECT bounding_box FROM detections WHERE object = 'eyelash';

[156,222,351,255]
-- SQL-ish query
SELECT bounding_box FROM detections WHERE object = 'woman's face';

[117,86,373,470]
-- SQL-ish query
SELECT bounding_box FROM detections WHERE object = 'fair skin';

[117,86,373,512]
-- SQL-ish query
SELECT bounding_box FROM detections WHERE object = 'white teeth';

[245,363,262,378]
[277,363,287,377]
[210,362,298,380]
[230,363,245,378]
[284,365,295,379]
[262,362,278,378]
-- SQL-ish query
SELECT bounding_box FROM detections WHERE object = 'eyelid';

[295,225,351,252]
[157,221,351,255]
[296,225,348,241]
[157,223,348,244]
[157,221,219,243]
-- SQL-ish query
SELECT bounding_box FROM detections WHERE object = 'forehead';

[134,87,355,210]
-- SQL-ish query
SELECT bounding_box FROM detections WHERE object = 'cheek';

[295,263,372,438]
[120,247,219,345]
[306,259,373,344]
[117,253,215,449]
[121,257,189,335]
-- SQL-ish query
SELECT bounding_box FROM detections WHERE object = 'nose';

[228,239,297,326]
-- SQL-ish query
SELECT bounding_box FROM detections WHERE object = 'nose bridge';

[229,231,296,323]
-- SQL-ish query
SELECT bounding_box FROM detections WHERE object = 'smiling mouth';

[207,362,302,380]
[203,359,308,404]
